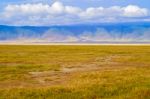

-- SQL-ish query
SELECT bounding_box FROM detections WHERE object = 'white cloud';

[123,5,148,17]
[50,2,65,14]
[79,6,123,19]
[80,5,148,19]
[0,1,149,25]
[65,6,82,15]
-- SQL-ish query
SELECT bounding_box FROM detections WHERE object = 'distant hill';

[0,22,150,43]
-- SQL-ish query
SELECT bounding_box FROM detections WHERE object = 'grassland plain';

[0,45,150,99]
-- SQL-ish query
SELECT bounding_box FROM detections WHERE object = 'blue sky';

[0,0,150,25]
[1,0,150,8]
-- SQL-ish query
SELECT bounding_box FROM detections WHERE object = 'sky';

[0,0,150,26]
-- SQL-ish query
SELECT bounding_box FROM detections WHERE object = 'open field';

[0,45,150,99]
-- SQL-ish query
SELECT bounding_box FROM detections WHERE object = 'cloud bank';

[0,1,149,25]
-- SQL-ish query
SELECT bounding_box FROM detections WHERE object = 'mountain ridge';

[0,22,150,43]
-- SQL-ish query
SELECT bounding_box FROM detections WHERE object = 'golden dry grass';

[0,45,149,99]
